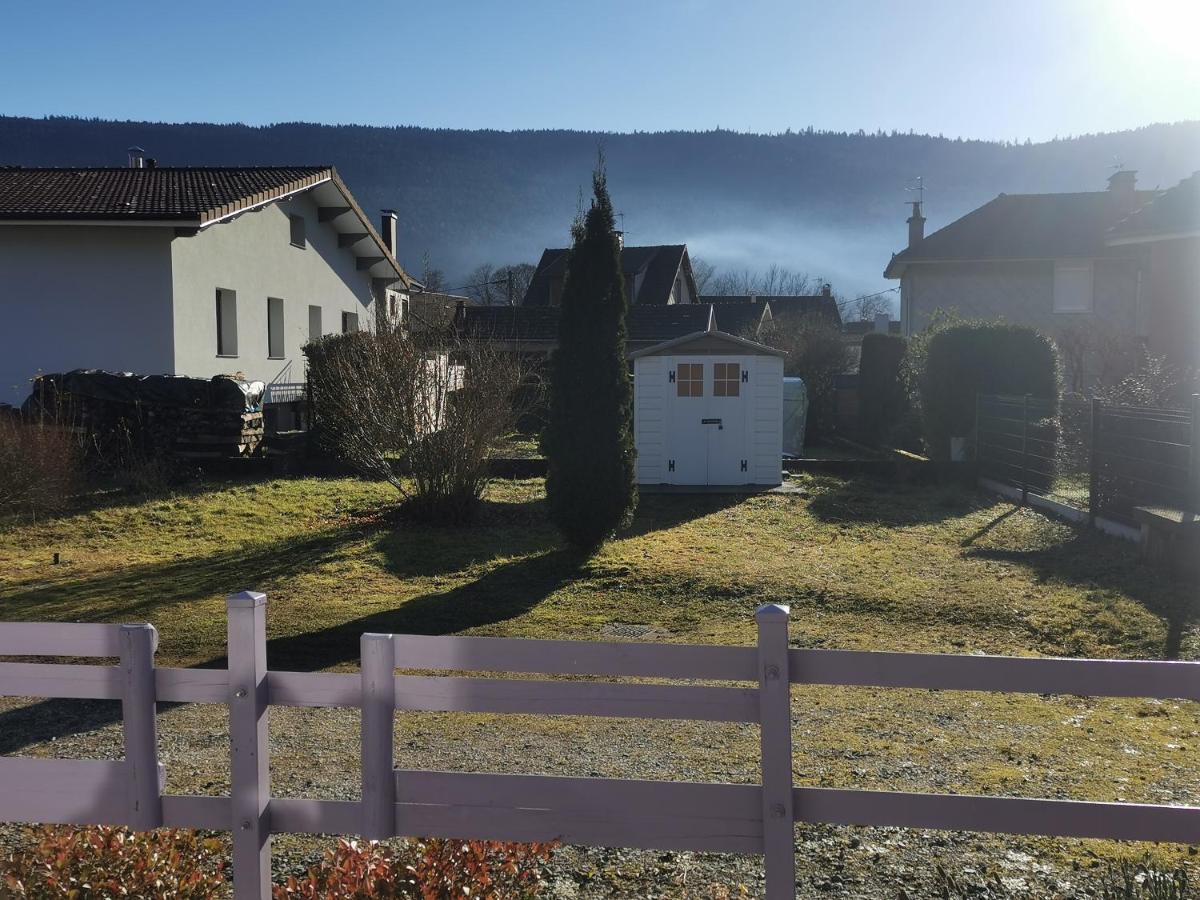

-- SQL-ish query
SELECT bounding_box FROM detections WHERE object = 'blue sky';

[1,0,1196,140]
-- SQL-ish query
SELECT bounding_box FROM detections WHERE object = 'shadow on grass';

[0,500,578,752]
[807,476,992,527]
[620,491,745,538]
[263,546,584,671]
[963,519,1197,660]
[0,526,372,625]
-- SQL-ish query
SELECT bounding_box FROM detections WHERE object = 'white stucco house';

[0,157,413,405]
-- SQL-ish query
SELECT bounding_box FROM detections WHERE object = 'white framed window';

[1053,261,1094,313]
[308,305,322,342]
[216,288,238,356]
[342,311,359,333]
[289,214,306,248]
[267,297,285,359]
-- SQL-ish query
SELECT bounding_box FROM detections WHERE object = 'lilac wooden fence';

[2,593,1200,899]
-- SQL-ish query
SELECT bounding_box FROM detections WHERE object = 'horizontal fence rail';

[3,596,1200,900]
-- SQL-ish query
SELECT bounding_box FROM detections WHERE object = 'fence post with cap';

[756,603,795,899]
[228,591,271,900]
[361,633,397,840]
[119,623,161,830]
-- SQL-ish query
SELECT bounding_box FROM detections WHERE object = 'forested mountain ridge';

[2,116,1196,300]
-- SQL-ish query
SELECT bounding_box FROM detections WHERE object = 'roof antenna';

[905,175,924,207]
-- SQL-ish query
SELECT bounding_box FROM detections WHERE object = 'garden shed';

[632,328,785,488]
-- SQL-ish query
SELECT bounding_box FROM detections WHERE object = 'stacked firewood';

[172,408,265,459]
[25,371,265,462]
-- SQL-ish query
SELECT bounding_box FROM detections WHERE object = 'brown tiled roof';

[1109,172,1200,242]
[462,306,560,342]
[843,319,902,336]
[522,245,692,306]
[407,293,473,333]
[463,303,715,345]
[0,166,332,222]
[884,189,1159,276]
[709,301,770,337]
[764,295,842,327]
[626,304,713,342]
[705,294,841,327]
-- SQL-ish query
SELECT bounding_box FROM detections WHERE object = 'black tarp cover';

[24,370,264,413]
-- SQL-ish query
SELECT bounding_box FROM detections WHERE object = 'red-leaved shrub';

[1,825,227,898]
[274,837,557,900]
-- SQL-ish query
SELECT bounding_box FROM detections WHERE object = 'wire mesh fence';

[976,393,1199,525]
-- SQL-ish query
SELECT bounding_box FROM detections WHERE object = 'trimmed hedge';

[857,332,908,446]
[919,322,1059,460]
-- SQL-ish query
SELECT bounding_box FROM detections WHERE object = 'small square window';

[714,362,741,397]
[289,214,306,248]
[342,311,359,334]
[1053,261,1093,312]
[676,363,703,397]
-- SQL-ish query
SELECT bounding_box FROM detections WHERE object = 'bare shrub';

[305,330,529,523]
[0,414,78,520]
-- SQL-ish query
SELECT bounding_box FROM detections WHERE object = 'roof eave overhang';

[1107,229,1200,246]
[198,167,412,289]
[629,328,786,359]
[0,217,202,227]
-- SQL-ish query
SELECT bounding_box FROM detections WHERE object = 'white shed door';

[667,360,709,484]
[666,358,749,484]
[705,358,749,484]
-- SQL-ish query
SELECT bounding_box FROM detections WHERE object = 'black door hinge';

[740,459,748,472]
[741,369,749,383]
[668,459,675,472]
[668,371,676,383]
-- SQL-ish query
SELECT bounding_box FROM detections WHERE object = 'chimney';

[906,200,925,248]
[127,146,146,169]
[380,209,398,257]
[821,283,832,298]
[1107,169,1138,212]
[874,312,890,333]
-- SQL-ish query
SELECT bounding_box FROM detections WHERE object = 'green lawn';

[1,473,1197,888]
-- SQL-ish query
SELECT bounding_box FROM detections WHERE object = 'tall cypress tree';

[544,163,637,550]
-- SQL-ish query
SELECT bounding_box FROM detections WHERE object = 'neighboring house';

[463,302,779,356]
[884,170,1160,385]
[405,291,475,336]
[707,301,773,339]
[704,287,842,329]
[522,244,699,306]
[463,303,714,356]
[0,157,412,404]
[1106,171,1200,375]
